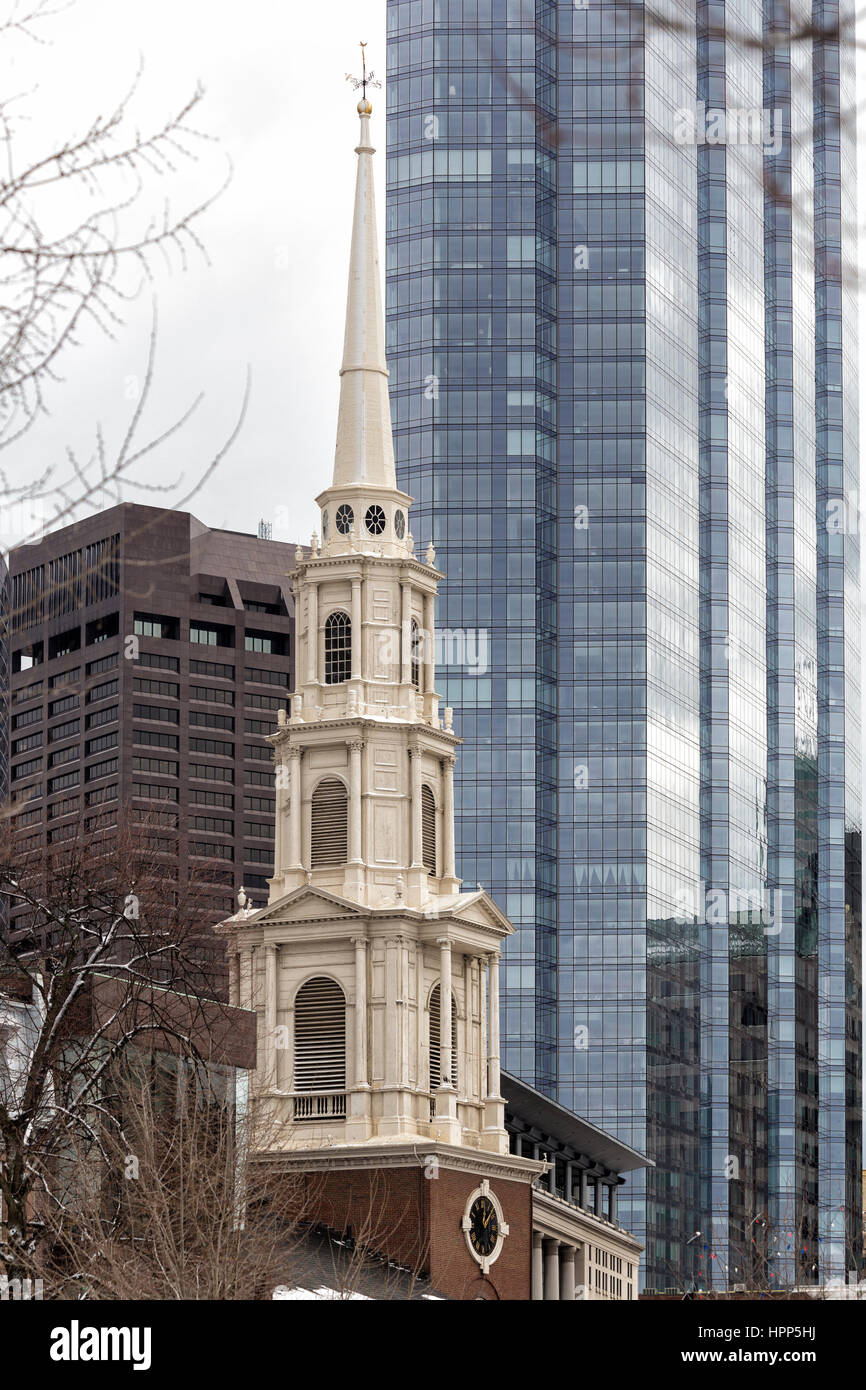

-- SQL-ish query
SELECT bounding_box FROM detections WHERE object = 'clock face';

[467,1195,500,1259]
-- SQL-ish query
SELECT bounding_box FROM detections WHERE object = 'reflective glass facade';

[385,0,860,1290]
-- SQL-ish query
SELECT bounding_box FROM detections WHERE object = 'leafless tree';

[0,817,241,1283]
[30,1052,315,1300]
[0,0,248,554]
[0,816,435,1300]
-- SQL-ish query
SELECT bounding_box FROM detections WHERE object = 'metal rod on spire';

[346,40,382,106]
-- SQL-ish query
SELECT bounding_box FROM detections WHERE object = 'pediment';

[244,885,367,925]
[446,890,514,937]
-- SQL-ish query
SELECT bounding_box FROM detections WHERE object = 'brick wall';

[427,1167,531,1301]
[284,1161,532,1301]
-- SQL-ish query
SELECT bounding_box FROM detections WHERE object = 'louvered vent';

[428,983,458,1091]
[310,778,348,867]
[421,784,436,875]
[294,976,346,1092]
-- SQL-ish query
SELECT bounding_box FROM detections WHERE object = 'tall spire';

[332,64,396,491]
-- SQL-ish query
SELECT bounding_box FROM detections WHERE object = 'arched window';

[421,784,436,876]
[411,618,422,690]
[429,982,458,1091]
[310,778,348,866]
[324,610,351,684]
[294,976,346,1093]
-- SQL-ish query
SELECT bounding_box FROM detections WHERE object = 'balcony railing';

[291,1091,347,1122]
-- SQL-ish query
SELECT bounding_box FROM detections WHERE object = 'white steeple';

[214,89,512,1157]
[315,95,412,561]
[332,99,396,491]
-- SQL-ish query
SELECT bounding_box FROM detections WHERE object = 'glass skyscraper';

[385,0,860,1290]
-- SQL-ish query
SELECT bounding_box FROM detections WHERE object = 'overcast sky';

[8,0,386,548]
[6,0,866,552]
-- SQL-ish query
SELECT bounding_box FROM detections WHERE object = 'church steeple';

[276,93,455,912]
[332,96,396,491]
[315,89,412,560]
[214,75,512,1158]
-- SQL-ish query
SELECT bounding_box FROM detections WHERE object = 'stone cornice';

[533,1187,644,1252]
[231,918,509,953]
[292,553,444,583]
[267,717,461,748]
[251,1141,545,1186]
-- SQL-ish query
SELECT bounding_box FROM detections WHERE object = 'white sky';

[6,0,866,549]
[8,0,387,547]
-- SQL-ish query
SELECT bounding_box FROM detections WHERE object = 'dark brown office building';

[6,503,298,981]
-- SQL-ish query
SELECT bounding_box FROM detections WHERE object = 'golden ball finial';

[357,97,372,115]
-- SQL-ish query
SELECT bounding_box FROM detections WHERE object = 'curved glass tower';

[385,0,860,1291]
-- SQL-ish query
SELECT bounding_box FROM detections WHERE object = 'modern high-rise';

[385,0,861,1289]
[6,504,298,990]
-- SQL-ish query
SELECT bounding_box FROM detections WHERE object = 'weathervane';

[346,41,381,104]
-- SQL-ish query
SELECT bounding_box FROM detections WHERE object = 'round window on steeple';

[394,509,406,539]
[322,510,329,541]
[365,505,386,536]
[335,504,354,535]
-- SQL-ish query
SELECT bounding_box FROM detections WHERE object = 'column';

[462,954,472,1101]
[239,947,253,1010]
[400,581,412,686]
[415,946,425,1098]
[422,592,435,693]
[609,1183,618,1225]
[352,937,368,1088]
[264,943,277,1090]
[575,1242,590,1300]
[275,761,289,873]
[398,937,410,1088]
[288,747,302,868]
[348,740,363,862]
[565,1161,574,1204]
[479,955,488,1100]
[560,1245,577,1302]
[438,937,453,1089]
[350,577,362,680]
[441,755,456,881]
[384,938,398,1088]
[531,1233,544,1300]
[379,935,412,1138]
[409,744,423,867]
[548,1156,557,1194]
[543,1238,561,1301]
[228,949,239,1007]
[579,1168,588,1211]
[594,1178,604,1219]
[306,582,318,684]
[487,951,501,1098]
[278,998,292,1091]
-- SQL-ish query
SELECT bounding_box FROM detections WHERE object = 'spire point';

[330,46,396,493]
[346,40,381,116]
